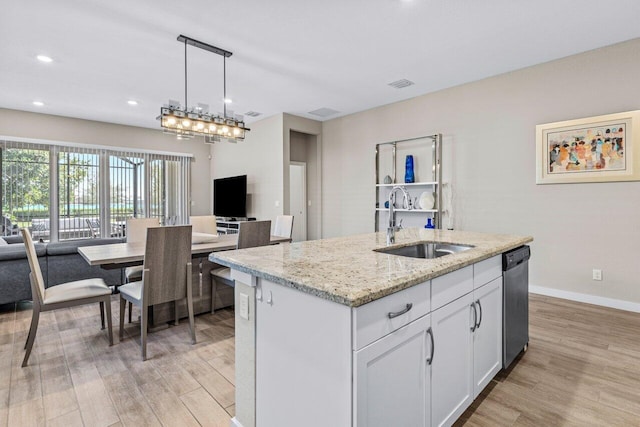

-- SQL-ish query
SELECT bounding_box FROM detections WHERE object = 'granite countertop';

[209,228,533,307]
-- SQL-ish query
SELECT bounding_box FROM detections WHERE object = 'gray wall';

[0,108,212,215]
[209,114,285,223]
[321,38,640,304]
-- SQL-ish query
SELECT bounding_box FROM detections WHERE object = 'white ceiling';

[2,0,640,130]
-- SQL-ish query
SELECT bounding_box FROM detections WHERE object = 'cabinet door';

[473,277,503,397]
[354,314,432,427]
[431,293,474,427]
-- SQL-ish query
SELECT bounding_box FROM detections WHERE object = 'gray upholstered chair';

[189,215,217,234]
[118,225,195,360]
[21,228,113,367]
[274,215,294,239]
[211,220,271,313]
[123,217,160,321]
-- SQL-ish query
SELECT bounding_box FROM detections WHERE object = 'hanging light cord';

[223,55,227,118]
[184,39,188,110]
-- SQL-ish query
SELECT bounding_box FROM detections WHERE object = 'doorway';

[289,162,307,242]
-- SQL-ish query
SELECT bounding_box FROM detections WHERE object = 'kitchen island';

[209,228,532,427]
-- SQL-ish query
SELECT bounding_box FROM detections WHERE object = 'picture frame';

[536,110,640,184]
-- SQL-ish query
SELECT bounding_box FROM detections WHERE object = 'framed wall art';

[536,110,640,184]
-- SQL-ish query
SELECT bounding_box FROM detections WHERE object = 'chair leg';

[22,309,40,367]
[128,302,132,323]
[187,296,196,345]
[104,298,113,346]
[100,301,105,330]
[141,304,148,361]
[211,279,217,314]
[174,300,179,326]
[119,297,126,341]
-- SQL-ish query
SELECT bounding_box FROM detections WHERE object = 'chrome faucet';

[387,185,409,244]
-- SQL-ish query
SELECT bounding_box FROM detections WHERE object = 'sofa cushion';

[0,238,7,246]
[46,237,124,256]
[2,235,24,244]
[0,243,47,261]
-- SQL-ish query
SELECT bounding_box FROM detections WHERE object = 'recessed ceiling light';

[33,101,44,106]
[36,55,53,63]
[127,100,138,106]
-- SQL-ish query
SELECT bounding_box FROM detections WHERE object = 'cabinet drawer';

[473,255,502,289]
[353,281,430,350]
[432,265,473,311]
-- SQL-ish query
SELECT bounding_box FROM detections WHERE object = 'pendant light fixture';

[159,35,250,142]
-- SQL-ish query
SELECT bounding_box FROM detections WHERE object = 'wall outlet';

[592,269,602,281]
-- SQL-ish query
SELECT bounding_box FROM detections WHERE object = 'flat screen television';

[213,175,247,219]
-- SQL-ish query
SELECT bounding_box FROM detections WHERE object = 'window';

[0,138,191,241]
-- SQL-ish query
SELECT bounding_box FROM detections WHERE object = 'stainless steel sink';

[375,242,474,259]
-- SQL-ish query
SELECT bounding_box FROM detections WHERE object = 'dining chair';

[21,228,113,367]
[211,220,271,313]
[123,217,161,321]
[118,225,195,360]
[274,215,294,239]
[85,218,100,238]
[189,215,217,234]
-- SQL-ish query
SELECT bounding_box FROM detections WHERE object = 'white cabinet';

[255,279,352,427]
[473,277,503,397]
[250,255,505,427]
[354,314,432,427]
[431,257,503,426]
[431,293,474,427]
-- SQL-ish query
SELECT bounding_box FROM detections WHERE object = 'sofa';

[0,235,124,305]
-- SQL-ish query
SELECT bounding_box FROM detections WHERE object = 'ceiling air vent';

[244,111,262,117]
[308,107,340,117]
[388,79,414,89]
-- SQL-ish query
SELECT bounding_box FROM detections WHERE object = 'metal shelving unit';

[375,134,443,231]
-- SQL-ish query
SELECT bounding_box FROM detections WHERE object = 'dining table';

[78,232,291,328]
[78,233,291,269]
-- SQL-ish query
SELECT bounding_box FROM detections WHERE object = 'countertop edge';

[209,234,533,307]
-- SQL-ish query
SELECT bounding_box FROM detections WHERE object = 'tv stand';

[216,219,250,235]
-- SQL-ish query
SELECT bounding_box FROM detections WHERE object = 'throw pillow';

[0,237,8,246]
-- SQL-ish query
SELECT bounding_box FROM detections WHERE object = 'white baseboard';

[529,285,640,313]
[230,417,244,427]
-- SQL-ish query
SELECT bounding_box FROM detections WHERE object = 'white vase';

[419,192,434,210]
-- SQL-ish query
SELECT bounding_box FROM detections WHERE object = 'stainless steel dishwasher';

[502,245,530,369]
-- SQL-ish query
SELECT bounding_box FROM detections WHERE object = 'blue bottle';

[425,218,435,229]
[404,155,415,183]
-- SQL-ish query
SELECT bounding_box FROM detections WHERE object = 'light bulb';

[196,122,204,130]
[224,98,232,104]
[209,124,217,132]
[222,126,229,134]
[37,55,53,63]
[182,119,191,127]
[32,101,44,106]
[233,127,241,136]
[167,117,177,125]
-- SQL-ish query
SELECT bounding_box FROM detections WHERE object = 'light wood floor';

[0,297,235,427]
[457,294,640,426]
[1,294,640,426]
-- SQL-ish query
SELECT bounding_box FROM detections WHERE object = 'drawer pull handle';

[475,300,482,329]
[388,303,413,319]
[426,327,434,365]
